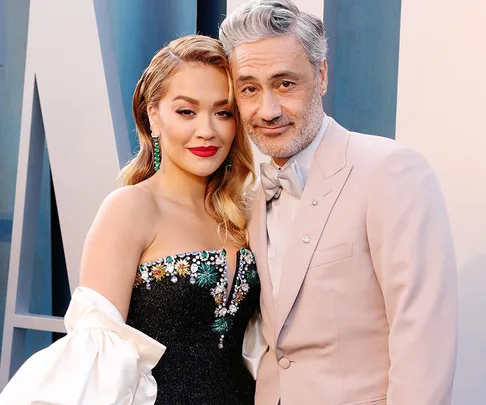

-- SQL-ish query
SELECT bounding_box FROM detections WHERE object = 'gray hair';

[219,0,328,68]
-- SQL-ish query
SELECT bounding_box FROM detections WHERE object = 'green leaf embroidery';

[246,264,259,286]
[197,262,218,287]
[212,316,233,333]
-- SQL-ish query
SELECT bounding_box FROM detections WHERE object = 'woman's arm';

[79,185,158,319]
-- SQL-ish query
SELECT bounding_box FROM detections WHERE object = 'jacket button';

[279,357,291,369]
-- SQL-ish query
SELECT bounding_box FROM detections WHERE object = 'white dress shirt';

[264,115,330,304]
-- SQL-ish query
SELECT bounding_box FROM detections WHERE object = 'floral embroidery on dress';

[175,259,190,277]
[134,248,259,349]
[212,248,258,347]
[151,263,166,280]
[134,272,143,287]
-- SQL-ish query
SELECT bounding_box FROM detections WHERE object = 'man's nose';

[258,91,282,123]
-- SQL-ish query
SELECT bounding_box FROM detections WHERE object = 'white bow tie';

[260,160,304,202]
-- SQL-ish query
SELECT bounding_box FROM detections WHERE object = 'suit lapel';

[275,119,353,339]
[248,187,277,338]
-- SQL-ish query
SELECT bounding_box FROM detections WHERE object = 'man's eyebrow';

[236,74,256,84]
[236,70,300,84]
[270,70,300,80]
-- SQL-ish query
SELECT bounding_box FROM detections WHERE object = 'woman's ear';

[147,104,159,134]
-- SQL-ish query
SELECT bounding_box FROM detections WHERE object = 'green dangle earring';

[225,157,232,171]
[152,133,161,172]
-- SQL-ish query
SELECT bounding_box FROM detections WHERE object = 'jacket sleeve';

[367,147,458,405]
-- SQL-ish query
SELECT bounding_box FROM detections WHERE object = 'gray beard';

[247,91,324,159]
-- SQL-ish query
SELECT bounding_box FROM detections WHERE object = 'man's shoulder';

[322,118,409,163]
[340,131,437,189]
[320,118,430,176]
[349,130,400,157]
[346,129,424,167]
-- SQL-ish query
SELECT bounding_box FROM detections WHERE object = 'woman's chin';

[184,162,224,178]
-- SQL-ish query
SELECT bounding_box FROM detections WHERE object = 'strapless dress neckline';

[133,247,258,349]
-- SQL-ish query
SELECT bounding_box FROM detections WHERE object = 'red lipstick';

[187,146,219,157]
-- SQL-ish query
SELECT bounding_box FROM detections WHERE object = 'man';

[220,1,458,405]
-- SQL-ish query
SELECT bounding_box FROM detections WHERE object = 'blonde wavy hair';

[119,35,255,247]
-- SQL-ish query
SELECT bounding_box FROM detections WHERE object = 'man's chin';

[254,128,292,141]
[253,142,297,159]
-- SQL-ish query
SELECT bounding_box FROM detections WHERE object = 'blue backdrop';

[0,0,400,366]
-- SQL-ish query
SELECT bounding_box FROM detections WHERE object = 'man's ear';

[319,59,328,96]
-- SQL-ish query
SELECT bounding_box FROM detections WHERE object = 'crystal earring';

[152,133,161,172]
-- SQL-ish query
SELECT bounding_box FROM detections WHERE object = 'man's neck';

[272,157,289,167]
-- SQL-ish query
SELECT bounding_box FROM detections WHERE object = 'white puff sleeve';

[0,287,166,405]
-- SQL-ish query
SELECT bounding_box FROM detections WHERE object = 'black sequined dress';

[127,248,260,405]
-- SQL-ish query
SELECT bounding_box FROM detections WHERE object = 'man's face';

[231,34,327,163]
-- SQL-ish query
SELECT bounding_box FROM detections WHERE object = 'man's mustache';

[251,118,293,128]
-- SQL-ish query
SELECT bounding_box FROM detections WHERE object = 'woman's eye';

[216,110,233,118]
[177,109,195,116]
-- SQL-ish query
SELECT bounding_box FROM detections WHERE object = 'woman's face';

[148,64,236,178]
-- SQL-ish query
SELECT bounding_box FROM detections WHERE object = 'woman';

[0,35,265,405]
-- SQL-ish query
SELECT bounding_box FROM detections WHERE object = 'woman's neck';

[151,164,208,208]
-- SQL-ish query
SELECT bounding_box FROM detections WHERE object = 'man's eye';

[242,86,257,94]
[280,81,295,89]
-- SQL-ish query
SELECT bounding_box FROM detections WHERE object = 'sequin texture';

[127,248,260,404]
[134,249,258,347]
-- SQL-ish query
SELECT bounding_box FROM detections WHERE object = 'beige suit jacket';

[249,118,458,405]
